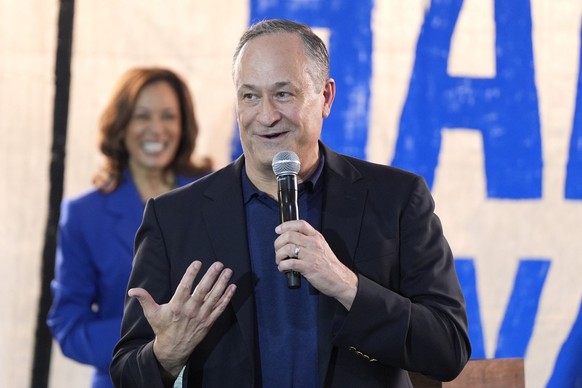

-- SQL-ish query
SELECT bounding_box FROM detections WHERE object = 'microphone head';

[272,151,301,177]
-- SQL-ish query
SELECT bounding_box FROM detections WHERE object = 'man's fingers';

[275,219,316,235]
[202,267,233,305]
[191,262,225,303]
[172,261,203,304]
[185,263,235,318]
[208,283,237,318]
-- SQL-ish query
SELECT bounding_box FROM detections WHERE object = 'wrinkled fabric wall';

[1,1,580,387]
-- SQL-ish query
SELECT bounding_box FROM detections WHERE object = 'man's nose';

[257,98,281,126]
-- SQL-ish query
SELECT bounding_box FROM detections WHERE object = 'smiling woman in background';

[47,67,211,388]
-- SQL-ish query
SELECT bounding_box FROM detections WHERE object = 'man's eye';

[277,92,290,98]
[242,93,256,100]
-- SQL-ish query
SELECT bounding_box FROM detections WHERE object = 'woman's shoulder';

[61,185,128,220]
[58,188,107,228]
[63,187,105,207]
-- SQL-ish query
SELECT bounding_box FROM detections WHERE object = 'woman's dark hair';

[93,67,211,192]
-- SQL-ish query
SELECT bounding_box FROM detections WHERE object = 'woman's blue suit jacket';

[47,171,196,388]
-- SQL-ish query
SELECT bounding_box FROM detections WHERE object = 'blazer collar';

[102,172,145,252]
[105,170,143,214]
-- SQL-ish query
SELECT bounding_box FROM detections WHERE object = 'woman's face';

[125,80,182,175]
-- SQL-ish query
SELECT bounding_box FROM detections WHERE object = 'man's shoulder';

[329,150,421,186]
[156,161,241,204]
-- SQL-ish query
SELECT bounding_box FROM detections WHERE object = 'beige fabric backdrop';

[1,1,580,387]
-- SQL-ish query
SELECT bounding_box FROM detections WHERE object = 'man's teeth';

[142,142,164,153]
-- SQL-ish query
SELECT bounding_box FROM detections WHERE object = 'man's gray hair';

[232,19,330,91]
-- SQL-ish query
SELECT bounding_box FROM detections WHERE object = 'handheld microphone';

[272,150,301,289]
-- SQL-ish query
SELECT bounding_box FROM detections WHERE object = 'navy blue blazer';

[48,171,196,388]
[111,144,471,388]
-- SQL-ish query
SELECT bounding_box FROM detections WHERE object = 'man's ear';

[322,78,336,118]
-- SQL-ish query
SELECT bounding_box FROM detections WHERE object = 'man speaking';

[110,19,471,387]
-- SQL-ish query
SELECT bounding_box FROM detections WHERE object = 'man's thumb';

[128,287,156,314]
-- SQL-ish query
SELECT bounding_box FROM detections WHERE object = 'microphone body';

[272,151,301,289]
[277,174,299,223]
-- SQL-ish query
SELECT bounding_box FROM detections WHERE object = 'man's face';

[233,32,334,177]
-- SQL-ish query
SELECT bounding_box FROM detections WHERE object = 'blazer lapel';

[199,157,258,379]
[106,173,145,256]
[318,144,367,385]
